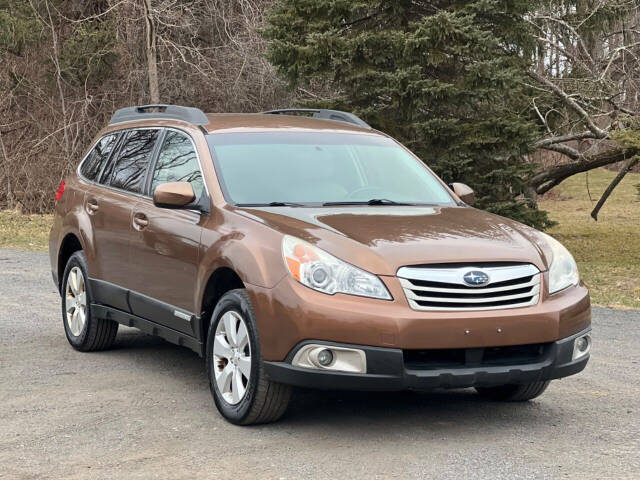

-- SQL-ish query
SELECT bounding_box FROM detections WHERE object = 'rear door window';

[80,133,119,181]
[102,129,160,194]
[150,130,204,201]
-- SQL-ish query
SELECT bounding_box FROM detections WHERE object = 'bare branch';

[530,14,596,69]
[533,130,597,149]
[527,70,608,139]
[590,156,639,220]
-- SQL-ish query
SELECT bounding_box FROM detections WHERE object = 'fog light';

[292,344,367,373]
[317,349,333,366]
[572,333,591,360]
[576,337,588,352]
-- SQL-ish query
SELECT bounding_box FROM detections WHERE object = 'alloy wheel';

[65,266,87,337]
[213,310,252,405]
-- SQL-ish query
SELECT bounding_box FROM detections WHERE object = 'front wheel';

[206,289,291,425]
[475,381,550,401]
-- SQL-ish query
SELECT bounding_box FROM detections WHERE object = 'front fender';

[195,210,288,313]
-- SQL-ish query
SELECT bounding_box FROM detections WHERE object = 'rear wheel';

[206,289,291,425]
[475,381,550,401]
[61,251,118,351]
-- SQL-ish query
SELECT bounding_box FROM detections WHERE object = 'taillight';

[55,180,66,202]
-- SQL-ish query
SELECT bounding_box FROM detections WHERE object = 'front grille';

[404,343,550,370]
[398,263,541,311]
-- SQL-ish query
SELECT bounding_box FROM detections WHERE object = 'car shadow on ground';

[104,328,560,433]
[285,387,547,428]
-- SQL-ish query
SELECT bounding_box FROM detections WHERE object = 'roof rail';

[262,108,371,129]
[109,104,209,126]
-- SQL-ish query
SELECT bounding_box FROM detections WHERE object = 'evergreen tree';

[264,0,553,229]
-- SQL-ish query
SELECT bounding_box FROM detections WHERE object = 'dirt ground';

[1,249,639,479]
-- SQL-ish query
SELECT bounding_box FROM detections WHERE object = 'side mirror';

[451,182,475,204]
[153,182,196,209]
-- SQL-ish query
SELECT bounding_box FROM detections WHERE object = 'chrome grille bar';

[402,277,540,295]
[397,264,541,311]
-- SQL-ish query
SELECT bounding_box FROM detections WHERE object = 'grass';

[540,167,640,309]
[1,168,638,307]
[0,210,52,251]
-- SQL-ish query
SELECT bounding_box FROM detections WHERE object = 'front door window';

[151,130,204,200]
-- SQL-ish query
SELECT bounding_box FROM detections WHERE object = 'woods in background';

[1,1,640,227]
[1,0,292,213]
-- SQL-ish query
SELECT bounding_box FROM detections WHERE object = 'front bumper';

[264,328,591,391]
[247,275,591,362]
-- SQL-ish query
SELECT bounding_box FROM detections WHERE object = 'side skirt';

[91,304,204,356]
[90,278,199,338]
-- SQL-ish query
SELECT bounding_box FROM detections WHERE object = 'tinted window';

[103,129,159,194]
[80,134,118,181]
[207,132,454,205]
[151,131,204,201]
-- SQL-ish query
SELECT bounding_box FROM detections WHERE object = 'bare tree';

[142,0,159,103]
[525,1,640,217]
[0,0,296,213]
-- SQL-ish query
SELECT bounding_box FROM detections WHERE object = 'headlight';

[541,233,579,294]
[282,235,391,300]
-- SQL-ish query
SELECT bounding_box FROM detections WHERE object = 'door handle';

[86,198,99,214]
[133,212,149,230]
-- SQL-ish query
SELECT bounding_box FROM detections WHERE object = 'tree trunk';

[529,147,634,195]
[142,0,160,104]
[0,131,12,210]
[45,0,69,154]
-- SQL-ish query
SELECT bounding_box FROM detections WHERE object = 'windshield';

[206,132,455,206]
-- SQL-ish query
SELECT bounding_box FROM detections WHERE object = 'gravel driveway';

[1,248,639,479]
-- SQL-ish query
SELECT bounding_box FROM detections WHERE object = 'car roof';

[200,113,376,135]
[100,112,383,139]
[102,113,381,135]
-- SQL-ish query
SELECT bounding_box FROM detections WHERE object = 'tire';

[206,289,291,425]
[61,251,118,352]
[475,381,551,402]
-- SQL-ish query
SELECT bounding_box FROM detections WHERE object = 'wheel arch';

[57,233,84,292]
[199,266,245,344]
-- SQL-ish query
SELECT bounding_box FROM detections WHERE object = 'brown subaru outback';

[49,104,591,424]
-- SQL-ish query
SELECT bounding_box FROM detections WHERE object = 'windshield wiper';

[323,199,415,206]
[235,201,304,207]
[367,198,414,205]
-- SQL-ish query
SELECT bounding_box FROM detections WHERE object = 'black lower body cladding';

[263,328,591,391]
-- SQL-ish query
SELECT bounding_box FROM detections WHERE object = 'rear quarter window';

[79,134,118,181]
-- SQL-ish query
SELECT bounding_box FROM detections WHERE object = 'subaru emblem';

[463,270,490,286]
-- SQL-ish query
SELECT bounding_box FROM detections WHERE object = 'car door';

[79,131,129,311]
[127,128,207,335]
[86,128,161,311]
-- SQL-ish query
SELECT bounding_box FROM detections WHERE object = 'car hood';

[232,205,551,276]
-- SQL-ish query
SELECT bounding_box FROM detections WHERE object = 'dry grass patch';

[540,168,640,309]
[0,210,53,251]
